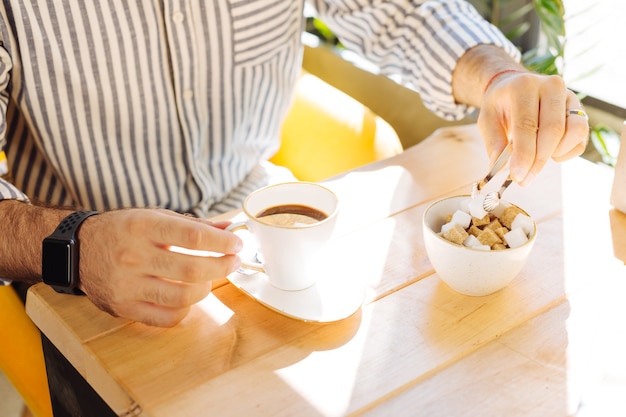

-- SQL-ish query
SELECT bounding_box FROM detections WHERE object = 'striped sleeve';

[0,41,28,203]
[309,0,521,120]
[0,178,28,201]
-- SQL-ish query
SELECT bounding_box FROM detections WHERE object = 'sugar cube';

[476,227,502,247]
[463,234,482,248]
[441,223,468,245]
[490,201,510,218]
[511,213,534,236]
[441,222,454,234]
[469,195,488,219]
[450,209,472,229]
[504,227,528,248]
[460,198,472,213]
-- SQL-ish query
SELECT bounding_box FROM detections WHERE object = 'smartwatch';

[42,211,99,295]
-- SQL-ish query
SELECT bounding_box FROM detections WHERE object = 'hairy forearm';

[452,44,526,108]
[0,200,73,282]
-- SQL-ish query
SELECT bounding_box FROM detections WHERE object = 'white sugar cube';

[474,244,492,251]
[451,209,472,229]
[440,222,453,234]
[504,227,529,248]
[459,198,472,213]
[463,234,482,247]
[469,195,488,219]
[511,213,534,236]
[490,200,510,218]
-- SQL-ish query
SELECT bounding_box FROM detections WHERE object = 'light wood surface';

[26,124,626,417]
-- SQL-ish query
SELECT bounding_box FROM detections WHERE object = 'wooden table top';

[26,124,626,417]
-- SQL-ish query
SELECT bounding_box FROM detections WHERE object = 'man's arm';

[0,200,243,327]
[310,0,588,184]
[0,200,71,282]
[310,0,522,121]
[451,44,526,108]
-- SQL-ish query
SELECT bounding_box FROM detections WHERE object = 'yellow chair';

[271,71,403,181]
[0,285,52,417]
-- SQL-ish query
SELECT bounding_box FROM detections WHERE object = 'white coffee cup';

[227,182,339,291]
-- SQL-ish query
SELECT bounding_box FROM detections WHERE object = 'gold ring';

[567,109,588,120]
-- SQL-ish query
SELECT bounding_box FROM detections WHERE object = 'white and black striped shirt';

[0,0,518,217]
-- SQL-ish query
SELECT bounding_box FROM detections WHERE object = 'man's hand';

[478,71,589,185]
[78,208,243,327]
[453,45,590,186]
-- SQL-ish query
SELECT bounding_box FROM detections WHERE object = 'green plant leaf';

[534,0,565,51]
[590,126,620,167]
[522,50,559,74]
[500,2,535,26]
[534,0,565,33]
[504,22,531,40]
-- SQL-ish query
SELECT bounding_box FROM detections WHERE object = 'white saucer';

[227,265,365,322]
[225,220,365,322]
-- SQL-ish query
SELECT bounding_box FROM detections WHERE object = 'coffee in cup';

[227,182,339,291]
[256,204,328,227]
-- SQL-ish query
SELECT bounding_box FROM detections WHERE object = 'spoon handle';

[496,175,513,195]
[476,142,512,191]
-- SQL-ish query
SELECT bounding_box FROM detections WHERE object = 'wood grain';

[26,124,625,417]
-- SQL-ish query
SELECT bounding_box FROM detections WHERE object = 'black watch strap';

[53,211,99,239]
[42,210,99,295]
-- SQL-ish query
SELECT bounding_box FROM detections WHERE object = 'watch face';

[42,238,75,287]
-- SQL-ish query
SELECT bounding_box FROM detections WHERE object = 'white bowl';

[422,195,537,296]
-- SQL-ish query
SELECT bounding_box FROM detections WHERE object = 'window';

[564,0,626,111]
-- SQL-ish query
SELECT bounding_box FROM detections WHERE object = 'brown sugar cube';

[500,206,524,229]
[486,218,503,231]
[468,225,482,237]
[472,214,491,227]
[441,223,469,245]
[445,213,453,223]
[494,226,510,240]
[492,243,508,250]
[476,227,502,247]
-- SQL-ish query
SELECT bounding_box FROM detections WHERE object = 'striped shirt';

[0,0,518,217]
